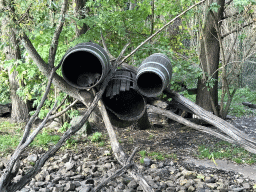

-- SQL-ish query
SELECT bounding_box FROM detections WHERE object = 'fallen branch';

[164,89,256,154]
[97,99,154,192]
[148,105,234,143]
[93,147,138,192]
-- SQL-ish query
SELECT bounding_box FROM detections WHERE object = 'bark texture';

[196,0,225,114]
[1,3,29,122]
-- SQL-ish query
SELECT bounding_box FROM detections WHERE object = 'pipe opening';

[137,72,163,96]
[103,89,145,121]
[62,51,102,88]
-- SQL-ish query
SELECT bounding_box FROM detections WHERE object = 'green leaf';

[209,3,220,13]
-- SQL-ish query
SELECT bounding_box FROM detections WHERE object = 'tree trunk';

[73,0,88,38]
[1,10,29,123]
[196,0,224,115]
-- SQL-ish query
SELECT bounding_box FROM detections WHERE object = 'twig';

[119,0,206,64]
[221,21,254,39]
[93,148,138,192]
[49,99,78,120]
[52,95,68,114]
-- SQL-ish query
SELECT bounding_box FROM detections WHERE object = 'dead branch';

[0,69,56,190]
[92,147,138,192]
[164,89,256,154]
[148,105,234,143]
[242,102,256,109]
[120,0,206,64]
[97,99,154,192]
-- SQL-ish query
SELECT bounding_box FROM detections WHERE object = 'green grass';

[0,135,20,153]
[88,132,103,143]
[0,120,62,155]
[30,132,60,149]
[139,150,177,163]
[198,141,256,165]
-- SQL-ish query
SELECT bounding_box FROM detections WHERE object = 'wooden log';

[163,89,256,154]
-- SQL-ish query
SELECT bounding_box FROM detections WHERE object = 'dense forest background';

[1,0,256,123]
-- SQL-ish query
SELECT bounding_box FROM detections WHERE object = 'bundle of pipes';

[60,42,172,127]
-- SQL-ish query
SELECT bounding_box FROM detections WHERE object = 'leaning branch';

[164,89,256,154]
[97,99,154,192]
[48,0,68,68]
[120,0,206,64]
[22,33,93,102]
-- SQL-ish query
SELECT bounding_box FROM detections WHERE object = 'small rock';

[45,175,52,182]
[0,162,5,170]
[39,188,50,192]
[188,185,195,191]
[127,180,138,189]
[150,164,157,169]
[13,175,22,183]
[65,161,75,171]
[242,183,250,189]
[61,154,70,163]
[35,181,47,187]
[205,176,216,183]
[104,163,112,170]
[27,154,38,162]
[64,182,76,191]
[52,186,64,192]
[206,183,217,189]
[35,173,45,181]
[180,179,188,186]
[181,170,197,179]
[143,158,152,167]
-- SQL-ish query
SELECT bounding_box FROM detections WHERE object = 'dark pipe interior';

[62,51,102,87]
[103,89,145,120]
[137,72,163,96]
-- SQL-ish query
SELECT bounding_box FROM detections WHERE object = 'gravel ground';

[1,114,256,191]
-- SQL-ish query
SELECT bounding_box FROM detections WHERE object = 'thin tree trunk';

[73,0,88,38]
[196,0,225,115]
[1,4,29,123]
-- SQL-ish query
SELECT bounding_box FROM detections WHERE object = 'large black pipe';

[136,53,172,97]
[61,42,110,89]
[102,68,146,127]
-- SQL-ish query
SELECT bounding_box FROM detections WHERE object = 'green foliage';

[0,135,20,153]
[59,122,70,133]
[233,0,256,12]
[221,87,256,117]
[30,129,60,149]
[198,141,256,165]
[65,137,77,148]
[209,3,221,13]
[139,150,177,163]
[89,132,103,143]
